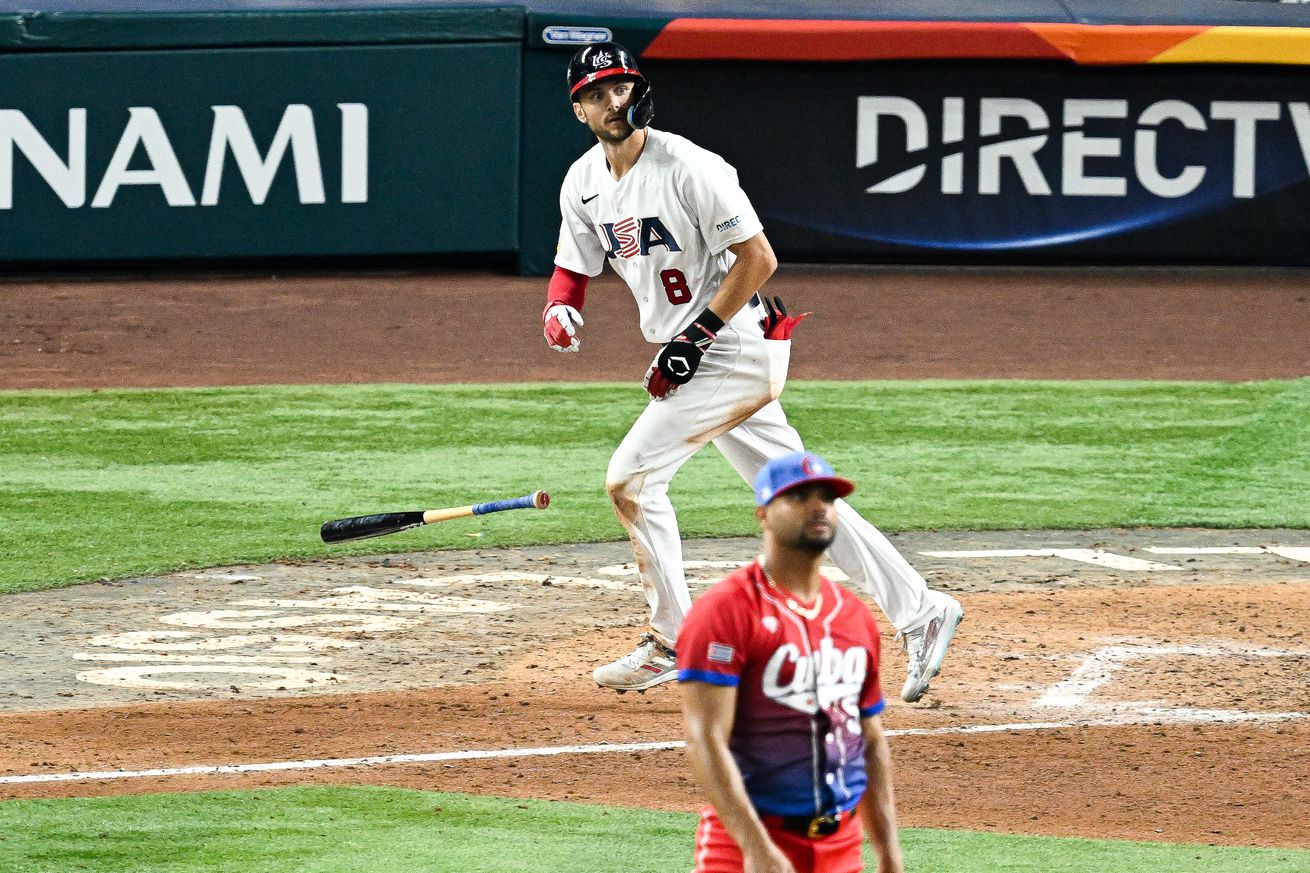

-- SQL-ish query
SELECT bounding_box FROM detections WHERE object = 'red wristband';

[544,266,588,321]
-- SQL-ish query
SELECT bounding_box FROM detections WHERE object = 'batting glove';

[758,295,810,341]
[543,303,584,353]
[644,307,724,400]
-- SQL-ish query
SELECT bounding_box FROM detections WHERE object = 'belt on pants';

[761,811,844,839]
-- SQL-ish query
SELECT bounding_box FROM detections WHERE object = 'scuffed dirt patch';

[3,530,1307,713]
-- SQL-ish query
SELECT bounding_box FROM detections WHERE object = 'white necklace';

[762,561,823,620]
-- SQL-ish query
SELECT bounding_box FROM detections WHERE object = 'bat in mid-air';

[320,490,550,544]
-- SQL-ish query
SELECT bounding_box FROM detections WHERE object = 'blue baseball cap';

[754,451,855,506]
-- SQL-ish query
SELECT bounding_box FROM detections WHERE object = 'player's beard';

[592,116,634,144]
[788,521,836,554]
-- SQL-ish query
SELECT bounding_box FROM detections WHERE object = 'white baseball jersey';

[558,129,940,657]
[555,128,765,344]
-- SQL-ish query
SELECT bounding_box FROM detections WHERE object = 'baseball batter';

[544,42,962,703]
[679,452,902,873]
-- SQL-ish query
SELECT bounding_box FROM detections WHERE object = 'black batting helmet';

[566,41,654,129]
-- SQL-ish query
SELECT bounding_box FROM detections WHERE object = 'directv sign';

[652,61,1310,264]
[850,94,1310,250]
[856,97,1305,201]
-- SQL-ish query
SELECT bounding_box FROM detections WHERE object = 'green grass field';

[2,788,1308,873]
[1,378,1307,593]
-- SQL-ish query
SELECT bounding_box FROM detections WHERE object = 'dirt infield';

[1,266,1308,851]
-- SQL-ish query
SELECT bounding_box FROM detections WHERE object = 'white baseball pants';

[605,327,938,647]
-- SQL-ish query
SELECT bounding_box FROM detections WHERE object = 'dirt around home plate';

[1,531,1308,848]
[1,266,1308,851]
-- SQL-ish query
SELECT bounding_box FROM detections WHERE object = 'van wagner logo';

[542,25,613,46]
[0,103,369,209]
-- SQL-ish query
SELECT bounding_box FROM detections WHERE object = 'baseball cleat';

[592,633,677,692]
[898,591,964,703]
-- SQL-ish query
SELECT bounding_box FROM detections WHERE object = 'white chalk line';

[918,548,1183,571]
[7,713,1307,788]
[0,723,1065,787]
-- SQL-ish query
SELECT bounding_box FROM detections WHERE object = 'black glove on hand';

[645,307,725,399]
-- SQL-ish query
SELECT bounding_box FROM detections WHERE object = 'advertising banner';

[648,60,1310,264]
[0,43,519,261]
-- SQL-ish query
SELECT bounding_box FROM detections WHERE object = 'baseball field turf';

[2,788,1309,872]
[1,378,1306,594]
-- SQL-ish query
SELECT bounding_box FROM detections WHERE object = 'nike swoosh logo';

[582,194,600,204]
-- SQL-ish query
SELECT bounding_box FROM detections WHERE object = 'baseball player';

[679,452,903,873]
[543,42,962,703]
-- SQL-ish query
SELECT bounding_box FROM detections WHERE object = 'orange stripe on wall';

[641,18,1310,66]
[1026,23,1207,64]
[641,19,1071,62]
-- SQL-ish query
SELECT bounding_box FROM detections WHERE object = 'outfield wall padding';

[3,0,1310,269]
[518,5,1310,274]
[0,42,520,260]
[0,8,521,50]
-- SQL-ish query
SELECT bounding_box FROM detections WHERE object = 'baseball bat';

[320,490,550,544]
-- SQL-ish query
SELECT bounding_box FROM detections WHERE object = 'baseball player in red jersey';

[544,42,962,703]
[679,451,903,873]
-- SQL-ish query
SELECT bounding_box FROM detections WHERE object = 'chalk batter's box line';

[4,715,1308,787]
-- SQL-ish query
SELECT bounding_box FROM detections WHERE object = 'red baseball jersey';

[677,560,884,818]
